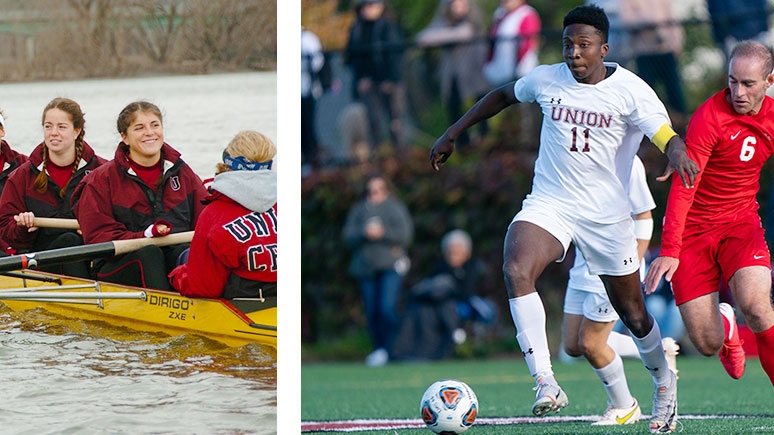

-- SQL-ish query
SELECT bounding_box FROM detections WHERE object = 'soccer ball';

[420,379,478,434]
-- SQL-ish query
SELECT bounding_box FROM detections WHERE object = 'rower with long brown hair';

[0,97,105,276]
[73,100,207,290]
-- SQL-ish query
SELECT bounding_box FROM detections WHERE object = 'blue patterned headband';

[222,150,273,171]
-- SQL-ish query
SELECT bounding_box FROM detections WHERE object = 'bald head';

[727,40,774,115]
[729,40,774,79]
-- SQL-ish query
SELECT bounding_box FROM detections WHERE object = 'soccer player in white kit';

[562,156,679,426]
[429,5,698,434]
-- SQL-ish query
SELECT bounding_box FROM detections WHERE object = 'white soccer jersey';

[513,62,670,224]
[568,156,656,291]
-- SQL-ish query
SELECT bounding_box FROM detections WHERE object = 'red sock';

[755,326,774,387]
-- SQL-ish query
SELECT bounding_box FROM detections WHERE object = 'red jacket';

[0,142,104,251]
[169,170,277,298]
[73,142,207,243]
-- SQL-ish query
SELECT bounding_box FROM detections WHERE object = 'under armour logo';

[550,98,562,104]
[522,348,534,357]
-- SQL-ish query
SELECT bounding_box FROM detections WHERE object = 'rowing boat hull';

[0,272,277,348]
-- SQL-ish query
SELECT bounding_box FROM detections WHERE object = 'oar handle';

[32,217,80,229]
[112,232,194,256]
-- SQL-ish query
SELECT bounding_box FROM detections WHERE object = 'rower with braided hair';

[0,97,106,277]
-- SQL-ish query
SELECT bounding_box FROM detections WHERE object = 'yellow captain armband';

[651,124,677,153]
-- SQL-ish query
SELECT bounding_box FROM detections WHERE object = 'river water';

[0,71,278,179]
[0,72,278,434]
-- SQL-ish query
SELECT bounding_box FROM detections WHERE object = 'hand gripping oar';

[0,231,194,273]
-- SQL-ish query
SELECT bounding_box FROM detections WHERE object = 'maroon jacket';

[72,142,207,244]
[0,142,104,251]
[0,141,28,253]
[0,140,28,193]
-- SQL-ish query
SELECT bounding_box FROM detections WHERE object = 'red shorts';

[671,214,771,306]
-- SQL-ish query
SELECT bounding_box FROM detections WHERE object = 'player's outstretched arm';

[430,83,518,171]
[656,135,699,188]
[643,256,679,294]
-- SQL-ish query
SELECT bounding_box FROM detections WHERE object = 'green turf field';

[302,356,774,434]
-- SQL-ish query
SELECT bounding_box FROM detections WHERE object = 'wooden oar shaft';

[0,231,194,273]
[113,232,194,255]
[32,217,80,229]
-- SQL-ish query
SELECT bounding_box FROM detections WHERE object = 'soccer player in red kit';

[645,40,774,386]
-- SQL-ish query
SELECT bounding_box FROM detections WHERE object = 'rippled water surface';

[0,72,278,434]
[0,306,277,434]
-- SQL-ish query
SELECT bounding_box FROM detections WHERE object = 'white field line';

[301,414,772,432]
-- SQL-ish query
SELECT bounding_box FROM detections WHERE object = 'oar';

[0,291,147,300]
[31,218,80,230]
[0,232,194,273]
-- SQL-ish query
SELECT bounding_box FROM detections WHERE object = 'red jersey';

[169,194,277,298]
[660,89,774,258]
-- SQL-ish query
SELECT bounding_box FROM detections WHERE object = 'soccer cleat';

[661,337,680,379]
[531,382,569,417]
[364,348,388,367]
[591,399,641,426]
[649,370,678,434]
[718,302,746,379]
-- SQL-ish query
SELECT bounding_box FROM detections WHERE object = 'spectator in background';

[0,111,28,257]
[344,0,406,150]
[417,0,491,149]
[707,0,769,61]
[585,0,630,64]
[483,0,541,147]
[392,229,494,361]
[483,0,541,86]
[620,0,688,127]
[301,27,325,171]
[343,174,413,367]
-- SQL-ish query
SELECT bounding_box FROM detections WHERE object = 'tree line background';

[0,0,276,81]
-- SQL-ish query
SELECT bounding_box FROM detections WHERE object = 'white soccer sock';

[607,331,640,359]
[593,353,635,409]
[509,293,554,383]
[631,318,671,386]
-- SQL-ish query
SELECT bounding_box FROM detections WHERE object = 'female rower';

[0,98,104,275]
[0,110,29,256]
[169,130,277,298]
[73,101,206,290]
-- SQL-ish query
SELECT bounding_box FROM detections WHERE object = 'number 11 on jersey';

[570,127,590,152]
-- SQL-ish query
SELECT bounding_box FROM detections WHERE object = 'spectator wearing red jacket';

[169,130,277,299]
[0,98,104,277]
[73,101,206,290]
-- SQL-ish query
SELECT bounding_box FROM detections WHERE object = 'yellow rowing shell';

[0,271,277,348]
